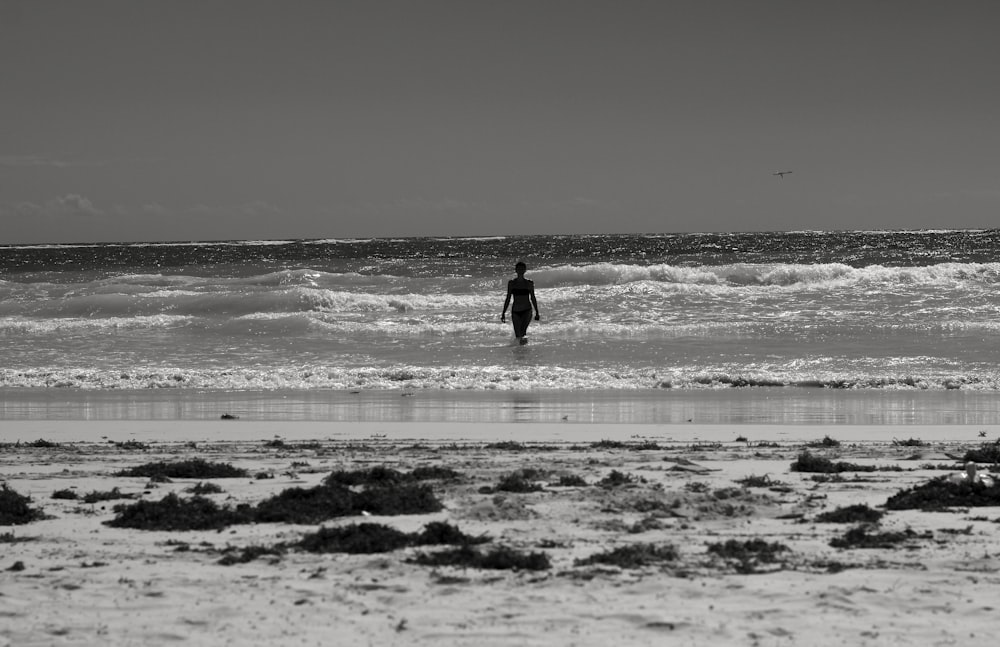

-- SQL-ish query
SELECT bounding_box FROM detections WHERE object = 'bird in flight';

[773,170,793,179]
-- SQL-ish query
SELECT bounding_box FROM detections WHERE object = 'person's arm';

[530,285,540,320]
[501,282,512,322]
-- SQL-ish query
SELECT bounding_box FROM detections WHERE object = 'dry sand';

[3,421,1000,646]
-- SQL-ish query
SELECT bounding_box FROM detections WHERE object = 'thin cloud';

[346,196,607,215]
[14,194,102,217]
[0,154,107,168]
[349,197,482,214]
[239,201,282,216]
[140,203,170,216]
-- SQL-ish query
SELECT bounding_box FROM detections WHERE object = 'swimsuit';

[508,280,535,337]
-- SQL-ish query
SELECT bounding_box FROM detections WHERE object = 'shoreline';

[3,419,999,446]
[3,386,1000,426]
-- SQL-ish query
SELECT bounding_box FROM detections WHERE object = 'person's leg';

[512,310,531,339]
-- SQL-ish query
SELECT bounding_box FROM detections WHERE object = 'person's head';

[515,261,526,275]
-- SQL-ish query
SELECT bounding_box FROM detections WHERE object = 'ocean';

[3,230,1000,425]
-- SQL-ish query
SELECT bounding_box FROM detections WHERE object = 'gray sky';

[2,0,999,243]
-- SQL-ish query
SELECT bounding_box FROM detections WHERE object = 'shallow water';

[3,387,1000,427]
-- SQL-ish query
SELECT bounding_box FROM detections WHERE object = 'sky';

[1,0,999,244]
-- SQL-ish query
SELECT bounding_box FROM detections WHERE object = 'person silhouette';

[500,261,539,345]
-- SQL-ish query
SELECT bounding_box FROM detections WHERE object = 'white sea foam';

[2,365,997,392]
[305,238,374,244]
[533,261,1000,290]
[0,315,193,333]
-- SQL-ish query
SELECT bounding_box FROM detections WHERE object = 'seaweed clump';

[297,521,488,555]
[218,544,285,566]
[706,538,790,574]
[963,439,1000,464]
[352,482,443,516]
[735,474,783,488]
[219,521,487,566]
[885,477,1000,510]
[830,526,930,549]
[325,465,461,486]
[814,504,885,524]
[108,465,445,530]
[186,482,224,495]
[494,470,545,493]
[298,523,411,554]
[115,459,248,479]
[325,466,408,486]
[790,451,878,474]
[598,470,645,487]
[0,483,46,525]
[484,441,529,451]
[26,439,59,448]
[553,474,588,487]
[575,543,678,568]
[253,483,356,524]
[113,440,150,450]
[254,478,443,523]
[82,487,135,504]
[410,545,550,571]
[106,493,252,531]
[409,466,462,481]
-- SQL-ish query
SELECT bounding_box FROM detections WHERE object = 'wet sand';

[5,386,1000,425]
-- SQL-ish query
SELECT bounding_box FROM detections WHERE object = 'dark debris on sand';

[0,483,47,525]
[218,521,491,565]
[106,493,253,531]
[575,543,679,569]
[410,544,551,571]
[790,451,900,474]
[114,458,249,479]
[885,477,1000,510]
[962,438,1000,464]
[108,478,445,530]
[324,465,461,486]
[297,521,488,555]
[705,538,791,574]
[830,526,931,549]
[814,504,885,524]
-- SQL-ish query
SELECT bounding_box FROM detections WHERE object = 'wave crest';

[533,262,1000,289]
[1,366,996,391]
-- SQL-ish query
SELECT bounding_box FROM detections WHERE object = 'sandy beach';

[6,0,1000,643]
[4,419,1000,646]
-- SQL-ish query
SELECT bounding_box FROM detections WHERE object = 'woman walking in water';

[500,261,540,345]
